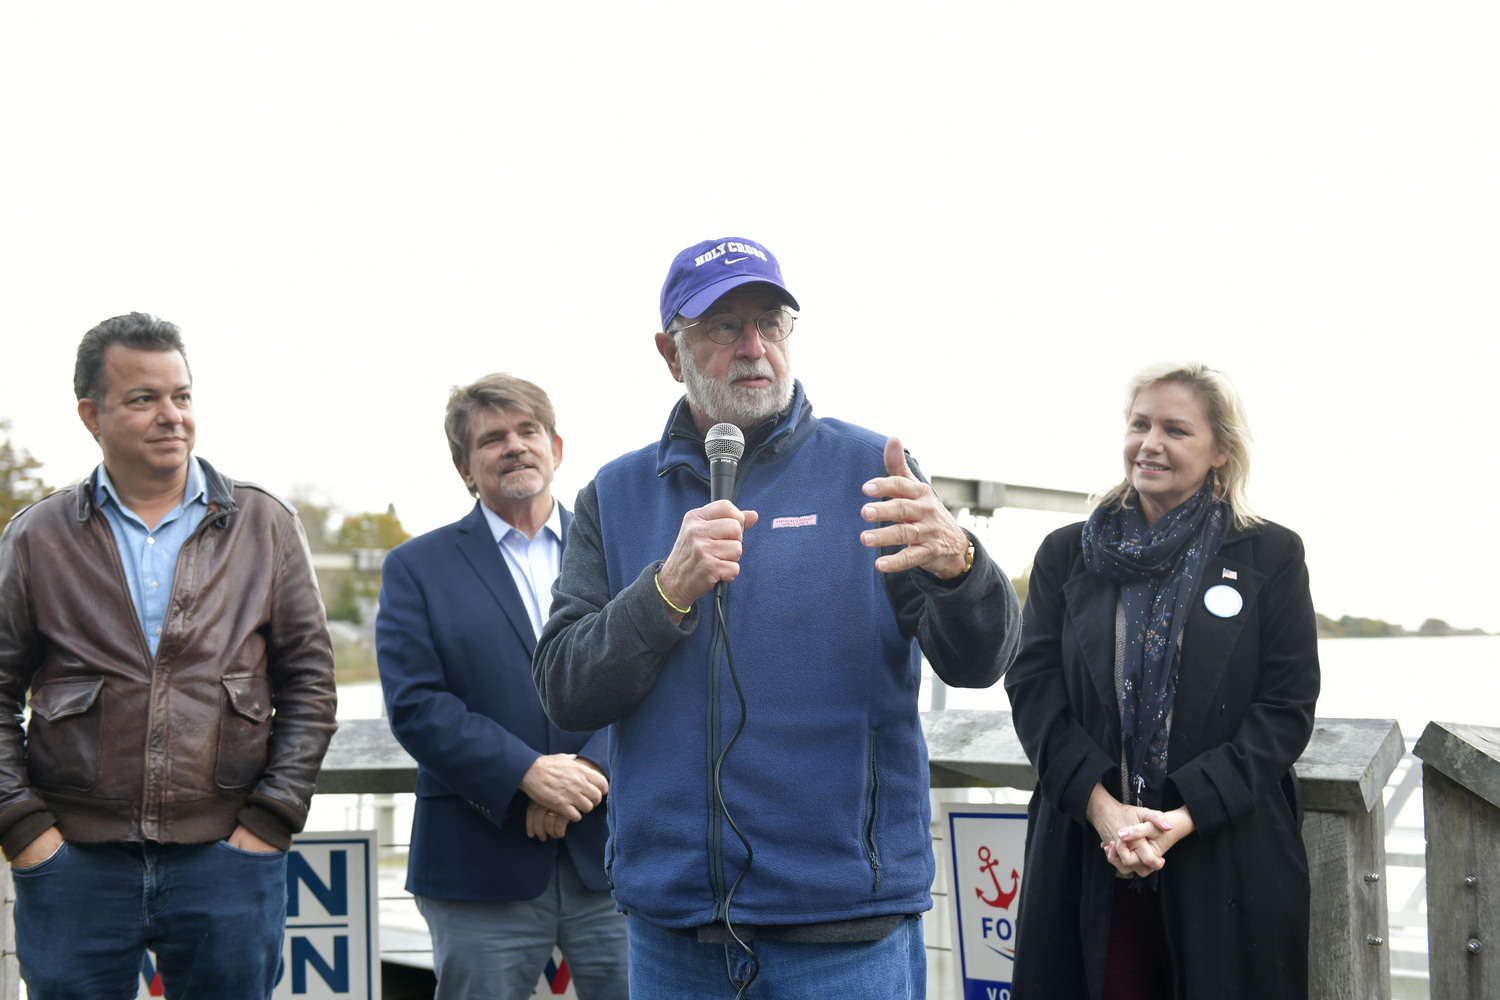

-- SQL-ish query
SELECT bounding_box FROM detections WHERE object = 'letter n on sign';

[280,831,380,999]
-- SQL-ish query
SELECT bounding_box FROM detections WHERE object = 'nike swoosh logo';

[725,256,749,264]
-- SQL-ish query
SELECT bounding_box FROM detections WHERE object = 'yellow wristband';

[655,571,691,615]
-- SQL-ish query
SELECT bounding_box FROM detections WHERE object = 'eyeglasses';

[680,307,797,345]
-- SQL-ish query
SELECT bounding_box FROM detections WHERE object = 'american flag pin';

[1222,569,1238,580]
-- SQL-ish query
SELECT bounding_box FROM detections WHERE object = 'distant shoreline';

[1319,631,1492,639]
[1316,613,1490,639]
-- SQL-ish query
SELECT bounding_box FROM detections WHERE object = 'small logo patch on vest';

[771,514,818,529]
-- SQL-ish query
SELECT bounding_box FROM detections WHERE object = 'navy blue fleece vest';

[594,403,936,928]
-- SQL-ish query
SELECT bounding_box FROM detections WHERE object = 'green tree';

[320,504,412,624]
[324,575,366,625]
[287,492,335,552]
[1,419,52,527]
[333,504,412,551]
[1315,613,1343,637]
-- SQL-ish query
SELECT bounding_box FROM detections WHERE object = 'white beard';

[496,467,545,501]
[679,347,793,430]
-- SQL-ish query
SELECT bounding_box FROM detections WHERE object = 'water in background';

[1307,634,1498,738]
[925,633,1500,743]
[337,634,1499,739]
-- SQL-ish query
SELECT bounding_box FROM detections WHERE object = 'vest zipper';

[701,433,774,922]
[706,590,728,920]
[863,730,882,892]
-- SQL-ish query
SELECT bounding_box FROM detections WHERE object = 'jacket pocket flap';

[221,674,272,724]
[30,677,105,722]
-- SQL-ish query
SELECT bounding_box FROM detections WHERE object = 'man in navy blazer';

[376,373,627,1000]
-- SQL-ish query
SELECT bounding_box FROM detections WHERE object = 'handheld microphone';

[705,422,744,605]
[705,422,745,504]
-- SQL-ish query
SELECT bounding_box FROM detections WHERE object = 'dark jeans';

[13,839,288,1000]
[627,913,926,999]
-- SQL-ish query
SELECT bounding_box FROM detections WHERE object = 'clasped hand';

[1086,782,1195,878]
[520,754,608,841]
[655,436,969,620]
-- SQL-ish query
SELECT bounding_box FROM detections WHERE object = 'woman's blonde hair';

[1091,361,1262,530]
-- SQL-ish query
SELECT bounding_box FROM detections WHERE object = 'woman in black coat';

[1005,362,1320,1000]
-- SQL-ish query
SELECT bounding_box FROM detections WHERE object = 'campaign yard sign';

[941,803,1028,1000]
[279,832,379,999]
[138,831,380,999]
[530,949,580,998]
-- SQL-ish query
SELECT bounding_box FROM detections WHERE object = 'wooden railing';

[12,714,1499,1000]
[315,711,1406,1000]
[1413,720,1500,1000]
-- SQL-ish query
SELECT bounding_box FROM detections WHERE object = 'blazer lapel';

[1171,524,1266,749]
[1063,568,1123,748]
[455,503,538,654]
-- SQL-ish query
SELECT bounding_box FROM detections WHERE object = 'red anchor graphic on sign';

[975,846,1019,909]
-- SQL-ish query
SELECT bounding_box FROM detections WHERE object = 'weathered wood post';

[1295,718,1405,1000]
[0,867,16,1000]
[1413,721,1500,1000]
[923,710,1403,1000]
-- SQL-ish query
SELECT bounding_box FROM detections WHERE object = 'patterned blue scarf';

[1082,481,1229,808]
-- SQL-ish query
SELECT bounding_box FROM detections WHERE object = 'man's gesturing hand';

[860,436,971,579]
[519,753,608,823]
[654,500,759,622]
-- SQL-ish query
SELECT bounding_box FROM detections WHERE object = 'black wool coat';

[1004,518,1320,1000]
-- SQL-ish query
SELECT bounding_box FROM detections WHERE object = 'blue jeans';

[627,913,926,999]
[13,839,288,1000]
[416,852,628,1000]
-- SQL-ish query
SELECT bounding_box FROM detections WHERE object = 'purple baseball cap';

[659,237,800,332]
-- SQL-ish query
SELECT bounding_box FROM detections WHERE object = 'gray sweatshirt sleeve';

[533,479,699,732]
[886,530,1022,690]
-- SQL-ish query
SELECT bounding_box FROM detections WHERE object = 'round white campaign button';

[1203,584,1243,618]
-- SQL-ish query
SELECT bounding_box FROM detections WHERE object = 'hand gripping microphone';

[705,422,745,504]
[705,423,745,603]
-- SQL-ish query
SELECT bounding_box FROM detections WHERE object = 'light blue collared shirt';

[94,457,210,656]
[479,500,563,640]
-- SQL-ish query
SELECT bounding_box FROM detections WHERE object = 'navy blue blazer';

[376,502,610,900]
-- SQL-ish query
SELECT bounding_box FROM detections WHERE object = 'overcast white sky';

[3,3,1496,631]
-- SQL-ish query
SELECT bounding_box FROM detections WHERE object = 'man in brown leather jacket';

[0,312,338,1000]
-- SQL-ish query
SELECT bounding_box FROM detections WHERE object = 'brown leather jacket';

[0,459,338,857]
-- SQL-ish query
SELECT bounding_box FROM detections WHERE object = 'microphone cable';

[712,581,758,999]
[704,421,756,996]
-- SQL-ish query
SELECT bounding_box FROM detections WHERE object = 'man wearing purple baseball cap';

[535,237,1020,998]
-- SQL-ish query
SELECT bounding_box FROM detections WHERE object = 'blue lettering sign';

[288,849,348,916]
[291,935,349,993]
[980,917,1013,940]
